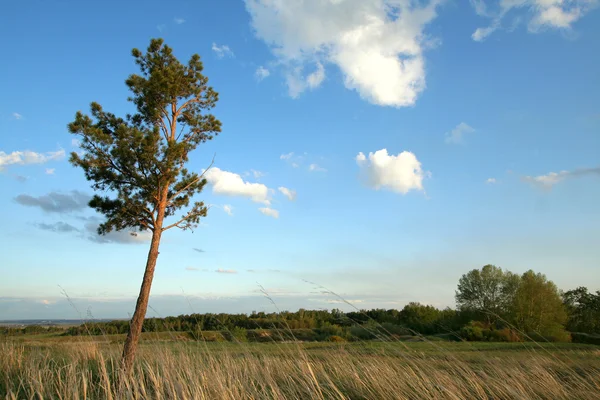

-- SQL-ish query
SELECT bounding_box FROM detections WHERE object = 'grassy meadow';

[2,332,600,399]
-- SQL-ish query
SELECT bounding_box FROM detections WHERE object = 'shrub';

[488,328,522,342]
[328,335,346,342]
[571,332,600,345]
[527,328,571,343]
[460,321,486,341]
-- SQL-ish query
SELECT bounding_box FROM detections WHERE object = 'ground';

[2,332,599,399]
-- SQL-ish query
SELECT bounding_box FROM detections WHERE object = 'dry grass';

[1,339,599,399]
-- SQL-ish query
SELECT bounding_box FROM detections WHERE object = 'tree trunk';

[121,223,164,373]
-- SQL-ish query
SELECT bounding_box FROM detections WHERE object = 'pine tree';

[68,38,221,371]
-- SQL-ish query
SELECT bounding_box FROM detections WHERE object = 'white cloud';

[278,186,297,201]
[174,17,185,24]
[185,266,200,271]
[45,168,55,175]
[356,148,428,194]
[216,268,238,274]
[223,204,234,216]
[308,163,326,172]
[255,66,270,81]
[212,43,234,59]
[85,222,152,244]
[471,0,490,16]
[71,138,80,147]
[259,207,279,218]
[205,167,271,205]
[286,63,326,96]
[523,171,568,187]
[280,151,304,168]
[470,0,598,41]
[445,122,475,144]
[523,167,600,188]
[486,177,497,184]
[472,24,500,41]
[245,0,442,107]
[12,112,23,120]
[0,149,65,170]
[250,169,264,179]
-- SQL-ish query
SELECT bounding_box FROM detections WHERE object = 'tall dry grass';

[1,339,600,399]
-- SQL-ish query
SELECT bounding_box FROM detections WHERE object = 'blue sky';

[1,0,599,319]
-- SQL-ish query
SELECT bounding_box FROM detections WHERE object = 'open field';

[2,335,599,399]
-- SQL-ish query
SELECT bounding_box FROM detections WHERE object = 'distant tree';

[398,302,442,334]
[455,265,519,323]
[68,38,221,371]
[510,270,568,339]
[562,287,600,334]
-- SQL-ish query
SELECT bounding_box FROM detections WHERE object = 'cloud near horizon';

[216,268,238,274]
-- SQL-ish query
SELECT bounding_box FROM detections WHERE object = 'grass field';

[2,333,600,399]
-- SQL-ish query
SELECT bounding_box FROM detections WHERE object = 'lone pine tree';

[68,38,221,371]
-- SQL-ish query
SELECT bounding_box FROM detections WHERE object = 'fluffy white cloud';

[205,167,271,205]
[212,43,234,58]
[174,17,185,24]
[356,148,427,194]
[259,207,279,218]
[255,66,270,81]
[45,168,55,175]
[278,186,297,201]
[523,167,600,188]
[280,152,294,160]
[0,149,65,170]
[245,0,442,107]
[223,204,234,216]
[486,177,497,184]
[12,112,23,120]
[470,0,598,41]
[445,122,475,144]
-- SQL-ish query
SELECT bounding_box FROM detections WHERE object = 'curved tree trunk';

[121,227,163,372]
[121,202,166,373]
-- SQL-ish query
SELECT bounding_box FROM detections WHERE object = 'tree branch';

[162,205,210,232]
[176,98,199,115]
[166,155,215,206]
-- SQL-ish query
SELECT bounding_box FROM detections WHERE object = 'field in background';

[2,335,600,399]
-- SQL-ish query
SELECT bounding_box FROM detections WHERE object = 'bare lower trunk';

[121,226,163,373]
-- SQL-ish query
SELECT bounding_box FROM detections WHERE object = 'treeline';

[3,265,599,343]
